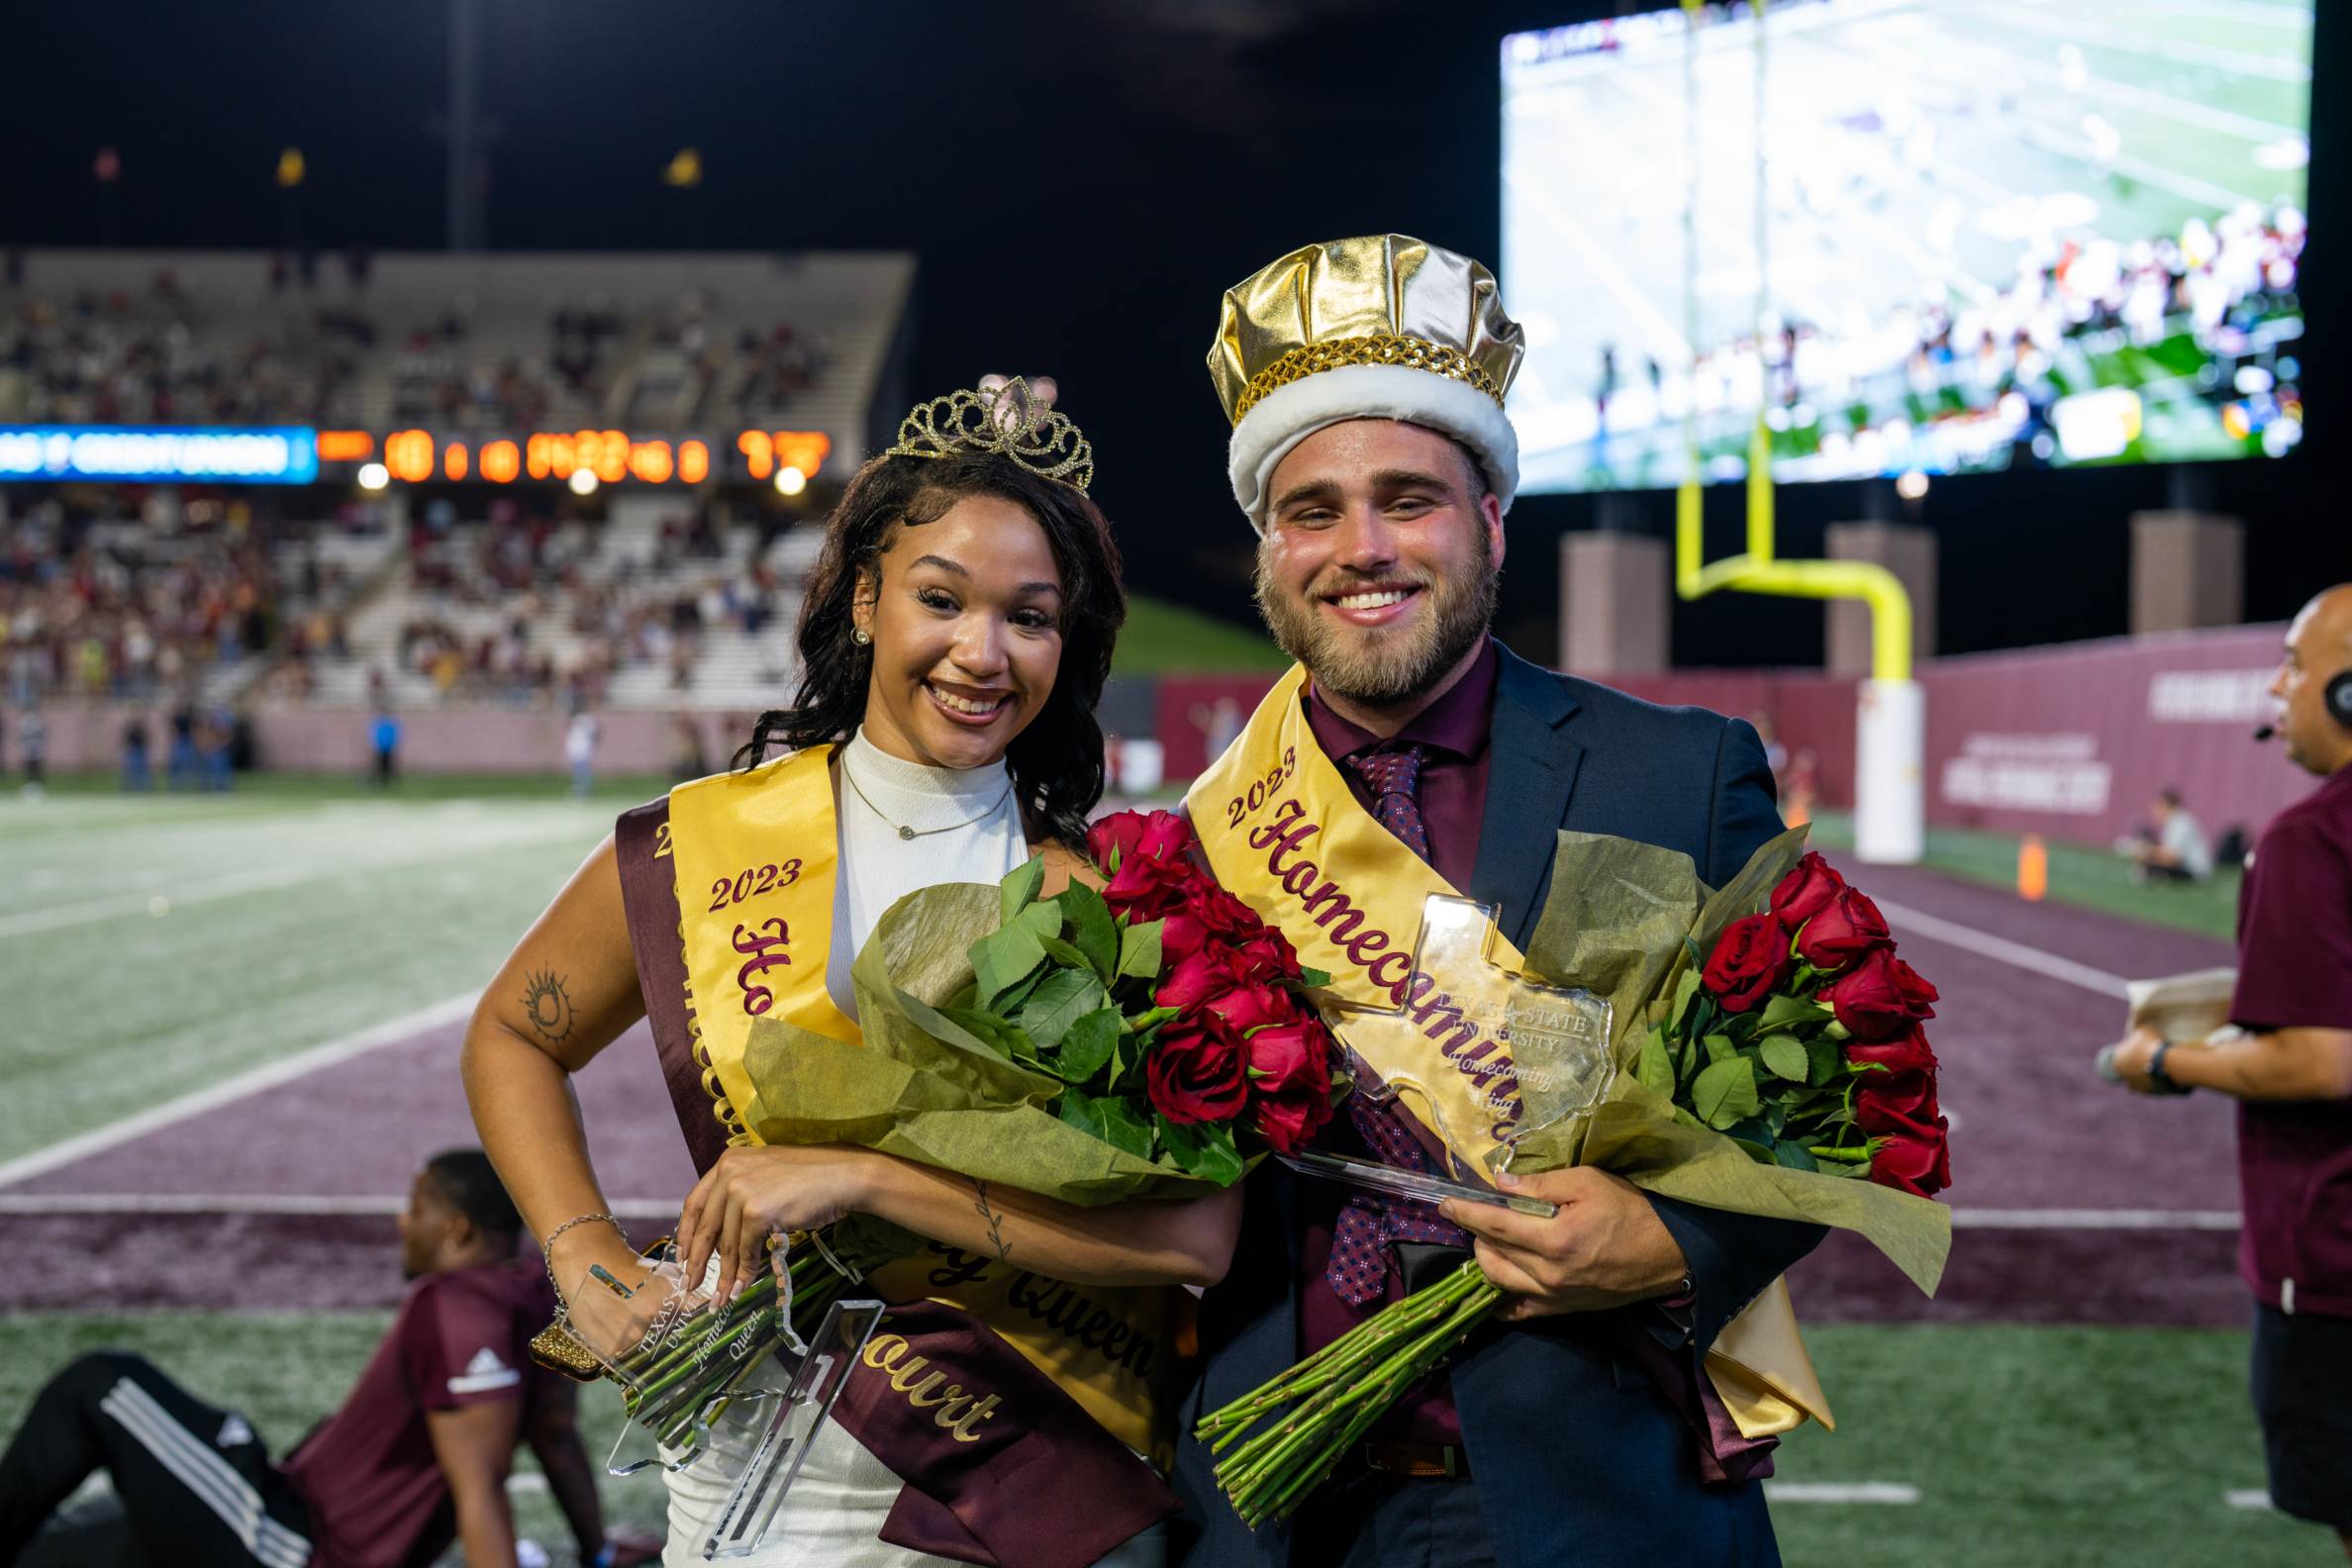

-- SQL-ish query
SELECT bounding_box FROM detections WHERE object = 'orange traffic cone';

[2018,833,2048,902]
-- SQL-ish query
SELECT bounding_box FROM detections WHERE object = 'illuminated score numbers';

[337,429,827,487]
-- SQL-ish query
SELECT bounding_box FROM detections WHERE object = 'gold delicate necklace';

[841,753,1014,841]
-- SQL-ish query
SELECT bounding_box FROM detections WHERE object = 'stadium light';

[774,465,807,497]
[568,467,599,496]
[1896,470,1929,501]
[357,461,390,491]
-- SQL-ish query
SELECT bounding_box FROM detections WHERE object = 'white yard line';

[1951,1208,2238,1229]
[0,995,482,1189]
[0,1190,2237,1230]
[1764,1481,1920,1504]
[0,822,588,939]
[0,1191,680,1219]
[1869,899,2133,1000]
[2223,1489,2274,1511]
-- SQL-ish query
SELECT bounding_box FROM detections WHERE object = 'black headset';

[2329,670,2352,729]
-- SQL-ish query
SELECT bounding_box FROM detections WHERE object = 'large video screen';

[1501,0,2311,492]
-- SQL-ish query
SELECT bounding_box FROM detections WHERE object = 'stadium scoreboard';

[0,425,836,489]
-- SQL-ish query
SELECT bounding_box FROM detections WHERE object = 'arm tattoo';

[521,968,577,1046]
[971,1180,1011,1263]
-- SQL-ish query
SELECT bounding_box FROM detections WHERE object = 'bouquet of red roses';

[1648,849,1950,1193]
[1079,809,1341,1157]
[1196,829,1952,1529]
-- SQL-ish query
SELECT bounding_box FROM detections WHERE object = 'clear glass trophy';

[1299,893,1616,1204]
[698,1296,885,1560]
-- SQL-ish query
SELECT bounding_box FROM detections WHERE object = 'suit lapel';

[1470,645,1584,949]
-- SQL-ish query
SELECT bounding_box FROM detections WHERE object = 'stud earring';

[851,627,872,645]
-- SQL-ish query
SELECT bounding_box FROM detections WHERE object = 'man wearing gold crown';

[1174,237,1825,1567]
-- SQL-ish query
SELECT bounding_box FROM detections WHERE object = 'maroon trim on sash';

[615,799,733,1176]
[833,1298,1178,1568]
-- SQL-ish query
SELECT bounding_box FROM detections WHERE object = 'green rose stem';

[1197,1263,1504,1528]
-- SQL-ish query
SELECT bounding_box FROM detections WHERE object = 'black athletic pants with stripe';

[0,1350,316,1568]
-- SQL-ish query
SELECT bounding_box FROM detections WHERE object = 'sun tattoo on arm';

[521,968,575,1047]
[971,1180,1011,1264]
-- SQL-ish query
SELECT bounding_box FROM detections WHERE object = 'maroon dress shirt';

[1295,640,1499,1445]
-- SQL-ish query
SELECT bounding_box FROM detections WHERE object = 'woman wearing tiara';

[462,380,1233,1568]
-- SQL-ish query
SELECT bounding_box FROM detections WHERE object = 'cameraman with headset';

[2104,586,2352,1557]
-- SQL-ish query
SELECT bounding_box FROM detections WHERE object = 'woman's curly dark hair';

[735,450,1126,847]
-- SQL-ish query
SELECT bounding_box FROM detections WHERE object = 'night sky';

[3,0,2341,665]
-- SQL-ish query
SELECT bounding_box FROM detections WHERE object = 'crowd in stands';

[2,251,835,431]
[0,269,366,426]
[391,500,791,707]
[0,492,333,706]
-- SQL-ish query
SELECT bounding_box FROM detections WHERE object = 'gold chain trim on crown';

[887,377,1093,491]
[1232,334,1507,423]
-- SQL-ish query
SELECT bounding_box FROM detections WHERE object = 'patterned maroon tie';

[1326,745,1471,1307]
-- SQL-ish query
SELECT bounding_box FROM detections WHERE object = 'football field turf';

[1,780,2336,1564]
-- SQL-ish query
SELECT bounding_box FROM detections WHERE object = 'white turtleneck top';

[827,727,1029,1017]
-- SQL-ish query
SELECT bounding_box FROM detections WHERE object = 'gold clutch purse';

[529,1321,605,1383]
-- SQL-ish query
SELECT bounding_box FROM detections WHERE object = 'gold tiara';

[886,378,1093,491]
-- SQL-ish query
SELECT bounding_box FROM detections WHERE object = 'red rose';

[1845,1027,1936,1075]
[1855,1069,1938,1127]
[1244,1019,1335,1153]
[1205,981,1299,1036]
[1818,948,1925,1041]
[1104,850,1201,920]
[1086,809,1193,874]
[1795,886,1892,972]
[1145,1020,1250,1126]
[1702,913,1793,1013]
[1769,852,1845,930]
[1891,956,1939,1021]
[1235,929,1304,984]
[1869,1122,1951,1198]
[1156,947,1248,1012]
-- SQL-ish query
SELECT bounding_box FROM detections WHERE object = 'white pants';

[659,1418,1168,1568]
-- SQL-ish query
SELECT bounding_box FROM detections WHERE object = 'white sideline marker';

[2224,1490,2274,1512]
[0,994,481,1190]
[1870,899,2132,1000]
[1765,1482,1919,1505]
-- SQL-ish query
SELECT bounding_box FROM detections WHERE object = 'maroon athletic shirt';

[2229,762,2352,1319]
[279,1259,557,1568]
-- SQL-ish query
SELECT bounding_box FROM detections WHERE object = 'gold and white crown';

[1208,235,1524,528]
[886,377,1093,491]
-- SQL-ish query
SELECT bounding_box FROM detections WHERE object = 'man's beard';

[1253,535,1499,710]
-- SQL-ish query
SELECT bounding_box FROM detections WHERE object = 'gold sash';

[666,747,1179,1457]
[1186,665,1830,1436]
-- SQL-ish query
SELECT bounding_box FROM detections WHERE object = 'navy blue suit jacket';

[1173,643,1824,1568]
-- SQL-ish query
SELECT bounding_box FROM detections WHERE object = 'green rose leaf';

[1635,1026,1676,1097]
[1000,856,1046,925]
[1671,967,1702,1027]
[1805,1034,1845,1085]
[1703,1031,1737,1066]
[1118,919,1165,981]
[1758,1034,1811,1082]
[1760,993,1833,1031]
[1693,1056,1761,1130]
[1018,968,1109,1051]
[1296,965,1332,989]
[1159,1116,1245,1186]
[971,924,1046,1010]
[1056,1007,1123,1083]
[1772,1139,1819,1171]
[1096,1094,1156,1160]
[1017,900,1065,943]
[1038,934,1094,974]
[1057,1084,1109,1143]
[1059,883,1120,983]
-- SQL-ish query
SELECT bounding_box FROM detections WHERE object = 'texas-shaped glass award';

[1322,893,1615,1178]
